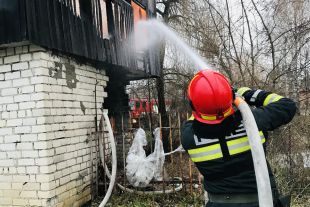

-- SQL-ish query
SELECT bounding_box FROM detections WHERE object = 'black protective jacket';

[181,89,296,195]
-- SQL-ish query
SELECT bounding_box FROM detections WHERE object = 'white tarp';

[126,128,165,187]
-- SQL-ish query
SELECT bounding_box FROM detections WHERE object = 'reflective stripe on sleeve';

[263,93,283,106]
[250,89,262,102]
[237,87,251,96]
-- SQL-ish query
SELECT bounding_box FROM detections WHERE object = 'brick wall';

[0,42,108,206]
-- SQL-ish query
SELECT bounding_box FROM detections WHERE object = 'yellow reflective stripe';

[188,115,194,121]
[237,87,251,96]
[263,93,284,106]
[229,145,251,155]
[201,114,216,121]
[200,107,233,121]
[227,131,265,155]
[227,137,248,146]
[191,152,223,162]
[188,144,221,154]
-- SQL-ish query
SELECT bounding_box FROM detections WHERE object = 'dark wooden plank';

[53,0,64,51]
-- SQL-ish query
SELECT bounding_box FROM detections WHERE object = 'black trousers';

[205,196,290,207]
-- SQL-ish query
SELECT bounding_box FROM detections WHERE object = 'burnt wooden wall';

[0,0,159,78]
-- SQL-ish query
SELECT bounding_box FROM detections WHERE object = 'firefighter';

[181,70,296,207]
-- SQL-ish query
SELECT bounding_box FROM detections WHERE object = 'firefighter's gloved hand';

[237,87,271,107]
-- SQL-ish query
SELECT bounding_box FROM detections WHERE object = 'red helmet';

[188,70,234,124]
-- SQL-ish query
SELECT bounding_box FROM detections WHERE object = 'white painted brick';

[15,46,23,54]
[22,117,36,126]
[33,52,50,60]
[4,135,20,143]
[40,165,56,173]
[18,110,26,118]
[66,158,76,167]
[26,166,39,174]
[0,175,13,182]
[7,103,18,110]
[22,45,29,53]
[34,141,52,150]
[2,190,20,198]
[31,92,50,101]
[29,45,45,52]
[12,62,28,71]
[18,159,34,166]
[57,79,67,86]
[0,73,4,80]
[60,175,70,185]
[0,65,11,73]
[17,143,32,150]
[7,119,23,127]
[53,100,64,107]
[36,174,54,183]
[7,151,21,158]
[14,175,30,183]
[21,69,33,77]
[35,84,52,92]
[20,190,37,198]
[32,109,51,116]
[21,134,37,142]
[41,181,56,191]
[20,85,34,94]
[2,88,17,96]
[13,78,30,87]
[22,151,39,158]
[33,67,50,76]
[19,101,35,110]
[0,96,12,105]
[39,149,55,157]
[38,132,54,141]
[9,111,17,119]
[0,128,12,136]
[8,167,17,174]
[13,199,29,206]
[56,161,67,170]
[0,80,12,88]
[55,146,66,155]
[61,167,70,176]
[20,54,31,61]
[47,61,55,68]
[32,125,52,133]
[51,85,62,93]
[0,151,6,158]
[6,48,14,55]
[36,100,52,108]
[35,157,53,166]
[4,55,20,64]
[26,109,32,117]
[14,94,30,102]
[51,124,60,131]
[15,126,31,134]
[29,60,48,68]
[5,71,20,80]
[0,198,13,205]
[16,167,26,174]
[0,49,6,57]
[0,159,14,166]
[37,117,47,125]
[37,190,55,199]
[55,185,66,195]
[29,199,41,206]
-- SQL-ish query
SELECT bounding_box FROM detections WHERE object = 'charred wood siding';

[0,0,160,78]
